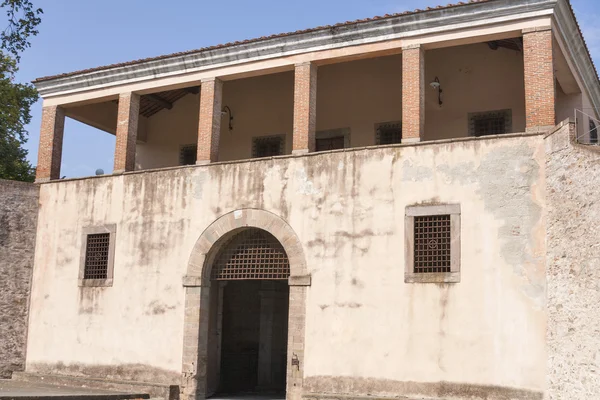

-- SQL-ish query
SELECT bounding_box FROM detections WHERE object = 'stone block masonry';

[546,122,600,399]
[0,179,39,378]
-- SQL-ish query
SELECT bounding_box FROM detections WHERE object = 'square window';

[180,144,197,166]
[405,205,460,283]
[375,121,402,145]
[316,128,350,151]
[252,135,285,158]
[469,109,512,137]
[79,225,116,287]
[316,136,345,151]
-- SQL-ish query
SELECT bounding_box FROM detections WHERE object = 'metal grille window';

[375,121,402,145]
[414,215,451,273]
[79,225,116,287]
[212,229,290,280]
[316,136,345,151]
[469,109,512,137]
[84,233,110,279]
[405,205,460,283]
[180,144,197,165]
[252,135,285,158]
[316,128,350,152]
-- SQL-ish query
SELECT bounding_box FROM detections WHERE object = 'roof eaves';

[32,0,492,83]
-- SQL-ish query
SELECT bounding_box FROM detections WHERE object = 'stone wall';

[546,122,600,399]
[0,179,39,378]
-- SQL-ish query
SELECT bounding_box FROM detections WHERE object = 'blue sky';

[14,0,600,178]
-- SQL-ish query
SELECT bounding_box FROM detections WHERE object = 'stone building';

[14,0,600,399]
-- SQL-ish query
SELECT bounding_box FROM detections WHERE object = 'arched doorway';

[207,228,290,395]
[182,209,310,400]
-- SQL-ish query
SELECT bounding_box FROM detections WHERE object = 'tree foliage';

[0,0,42,182]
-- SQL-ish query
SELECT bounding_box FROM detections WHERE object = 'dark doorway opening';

[206,228,291,397]
[218,281,289,395]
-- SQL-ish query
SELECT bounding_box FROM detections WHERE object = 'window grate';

[414,215,451,273]
[84,233,110,279]
[376,121,402,145]
[212,229,290,280]
[469,109,512,137]
[316,136,345,151]
[180,144,197,166]
[252,136,284,158]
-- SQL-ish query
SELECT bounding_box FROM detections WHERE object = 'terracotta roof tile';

[32,0,491,83]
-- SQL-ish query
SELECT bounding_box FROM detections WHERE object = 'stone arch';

[186,208,309,283]
[181,209,310,400]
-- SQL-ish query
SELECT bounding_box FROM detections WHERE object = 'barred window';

[252,135,285,158]
[375,121,402,145]
[414,215,451,273]
[316,128,350,151]
[180,144,197,165]
[316,136,345,151]
[405,205,460,283]
[469,109,512,137]
[79,225,116,287]
[84,234,110,279]
[212,228,290,280]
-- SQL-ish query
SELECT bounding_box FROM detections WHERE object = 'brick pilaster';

[402,45,425,142]
[523,27,556,131]
[197,78,223,164]
[36,105,65,182]
[293,62,317,154]
[113,93,140,173]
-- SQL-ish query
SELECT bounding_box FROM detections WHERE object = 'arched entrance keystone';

[182,209,310,400]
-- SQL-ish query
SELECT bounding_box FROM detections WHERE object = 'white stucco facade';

[27,133,547,399]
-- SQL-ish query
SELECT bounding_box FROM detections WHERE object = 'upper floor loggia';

[32,0,600,182]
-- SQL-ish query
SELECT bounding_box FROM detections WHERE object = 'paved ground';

[0,380,148,399]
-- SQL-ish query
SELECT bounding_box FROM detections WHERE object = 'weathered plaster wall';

[545,122,600,399]
[28,133,546,399]
[136,43,526,169]
[0,179,39,378]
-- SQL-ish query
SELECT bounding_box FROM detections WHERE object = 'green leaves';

[1,0,42,61]
[0,0,42,182]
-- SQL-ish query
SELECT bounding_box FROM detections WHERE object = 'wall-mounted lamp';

[221,105,233,131]
[430,77,443,107]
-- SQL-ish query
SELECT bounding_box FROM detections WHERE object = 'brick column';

[402,44,425,142]
[197,78,223,164]
[114,92,140,173]
[36,105,65,182]
[292,62,317,154]
[523,27,556,131]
